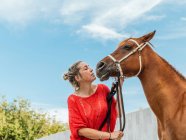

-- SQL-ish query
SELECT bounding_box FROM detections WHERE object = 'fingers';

[111,131,124,140]
[118,131,124,138]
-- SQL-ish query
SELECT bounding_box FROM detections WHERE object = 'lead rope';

[98,78,126,132]
[116,72,126,131]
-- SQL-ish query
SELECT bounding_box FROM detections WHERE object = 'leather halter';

[108,39,152,78]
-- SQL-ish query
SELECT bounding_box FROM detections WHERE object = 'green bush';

[0,96,67,140]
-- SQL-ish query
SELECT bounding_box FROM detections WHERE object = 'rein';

[115,72,126,131]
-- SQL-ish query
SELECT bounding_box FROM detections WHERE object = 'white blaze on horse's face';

[96,31,156,81]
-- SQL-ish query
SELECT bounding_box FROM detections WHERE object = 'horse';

[96,31,186,140]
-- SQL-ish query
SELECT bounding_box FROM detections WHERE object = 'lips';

[100,72,110,81]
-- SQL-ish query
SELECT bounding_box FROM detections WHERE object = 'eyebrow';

[80,65,89,69]
[83,65,89,68]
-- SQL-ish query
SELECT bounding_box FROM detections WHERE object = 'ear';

[141,30,156,42]
[75,75,81,82]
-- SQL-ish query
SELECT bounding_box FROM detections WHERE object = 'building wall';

[121,108,158,140]
[38,108,158,140]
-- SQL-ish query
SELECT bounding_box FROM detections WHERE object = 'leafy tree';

[0,96,67,140]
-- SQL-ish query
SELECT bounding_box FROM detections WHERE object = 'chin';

[92,77,96,81]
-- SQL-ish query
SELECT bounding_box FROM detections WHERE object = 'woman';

[63,61,124,140]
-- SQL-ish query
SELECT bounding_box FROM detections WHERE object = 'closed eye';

[122,45,132,50]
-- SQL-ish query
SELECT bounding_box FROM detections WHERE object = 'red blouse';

[68,84,117,140]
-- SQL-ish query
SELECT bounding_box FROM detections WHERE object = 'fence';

[38,108,158,140]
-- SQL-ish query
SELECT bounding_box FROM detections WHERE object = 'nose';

[96,61,106,71]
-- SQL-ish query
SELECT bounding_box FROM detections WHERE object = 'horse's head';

[96,31,156,81]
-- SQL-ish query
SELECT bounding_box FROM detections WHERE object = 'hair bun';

[63,73,69,80]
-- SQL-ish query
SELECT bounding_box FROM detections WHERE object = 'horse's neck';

[138,48,186,121]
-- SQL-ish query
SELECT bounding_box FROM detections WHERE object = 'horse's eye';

[123,45,131,50]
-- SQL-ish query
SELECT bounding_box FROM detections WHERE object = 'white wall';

[121,108,158,140]
[38,108,158,140]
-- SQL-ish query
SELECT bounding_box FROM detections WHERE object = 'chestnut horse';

[96,31,186,140]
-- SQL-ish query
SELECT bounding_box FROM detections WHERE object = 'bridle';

[108,39,153,78]
[107,39,153,132]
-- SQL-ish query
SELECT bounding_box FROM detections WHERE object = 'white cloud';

[79,24,128,40]
[60,1,91,16]
[91,0,162,28]
[31,102,68,123]
[59,1,92,24]
[0,0,36,25]
[0,0,61,26]
[60,0,163,27]
[0,0,163,39]
[61,0,163,40]
[46,108,68,123]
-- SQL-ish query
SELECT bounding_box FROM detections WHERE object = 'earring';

[75,86,80,91]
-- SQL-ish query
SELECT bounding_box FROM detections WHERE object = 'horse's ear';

[140,30,156,42]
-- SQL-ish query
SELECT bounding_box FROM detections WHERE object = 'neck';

[76,82,94,97]
[138,47,186,121]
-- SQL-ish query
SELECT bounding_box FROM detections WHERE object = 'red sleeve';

[68,96,87,138]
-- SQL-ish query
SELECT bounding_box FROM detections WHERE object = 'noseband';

[108,39,152,78]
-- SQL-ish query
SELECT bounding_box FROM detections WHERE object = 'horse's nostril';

[97,61,106,70]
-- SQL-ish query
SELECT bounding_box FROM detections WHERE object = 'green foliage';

[0,96,67,140]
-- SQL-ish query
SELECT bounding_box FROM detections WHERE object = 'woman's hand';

[110,131,124,139]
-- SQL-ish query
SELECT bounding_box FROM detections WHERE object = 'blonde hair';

[63,61,82,90]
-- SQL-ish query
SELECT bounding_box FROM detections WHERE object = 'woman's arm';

[78,128,109,139]
[78,128,123,139]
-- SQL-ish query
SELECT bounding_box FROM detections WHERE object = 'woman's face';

[77,62,96,83]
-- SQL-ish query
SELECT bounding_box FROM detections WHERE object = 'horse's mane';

[160,56,186,81]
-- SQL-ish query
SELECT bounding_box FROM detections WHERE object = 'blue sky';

[0,0,186,123]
